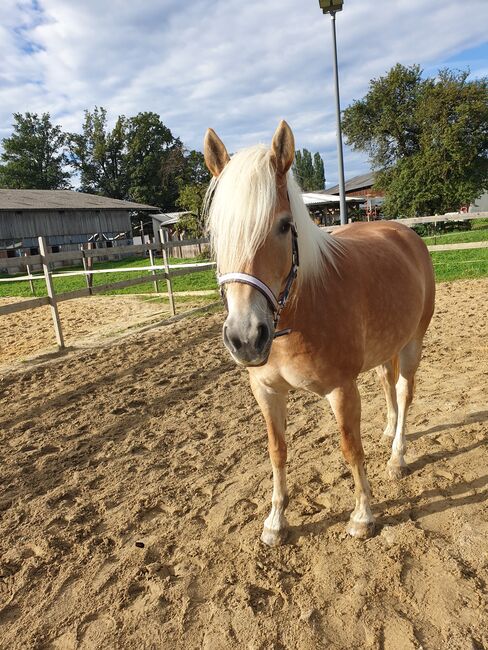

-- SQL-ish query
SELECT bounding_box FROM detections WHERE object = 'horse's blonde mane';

[204,144,342,289]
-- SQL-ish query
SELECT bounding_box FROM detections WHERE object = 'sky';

[0,0,487,188]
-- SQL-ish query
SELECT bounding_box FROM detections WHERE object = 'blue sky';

[0,0,487,188]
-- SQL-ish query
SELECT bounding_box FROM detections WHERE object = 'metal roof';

[302,192,363,205]
[150,211,191,226]
[0,189,160,211]
[325,172,376,195]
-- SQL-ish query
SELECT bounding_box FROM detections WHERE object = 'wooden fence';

[0,233,215,349]
[0,213,487,351]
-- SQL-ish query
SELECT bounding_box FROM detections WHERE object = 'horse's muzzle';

[223,318,273,366]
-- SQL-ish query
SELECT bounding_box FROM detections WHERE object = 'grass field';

[424,222,488,281]
[1,225,487,298]
[0,255,218,299]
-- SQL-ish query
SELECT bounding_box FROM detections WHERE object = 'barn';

[0,189,160,263]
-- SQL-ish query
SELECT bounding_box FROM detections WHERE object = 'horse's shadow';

[407,410,488,441]
[288,472,488,544]
[287,412,488,545]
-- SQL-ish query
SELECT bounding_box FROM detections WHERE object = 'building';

[469,191,488,213]
[325,172,384,219]
[0,189,160,264]
[325,172,379,198]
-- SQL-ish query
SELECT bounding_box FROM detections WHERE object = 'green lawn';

[430,248,488,282]
[0,255,218,299]
[423,226,488,281]
[423,225,488,246]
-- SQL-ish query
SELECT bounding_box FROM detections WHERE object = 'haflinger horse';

[203,120,435,547]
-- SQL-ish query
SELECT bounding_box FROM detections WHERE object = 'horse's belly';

[360,308,423,372]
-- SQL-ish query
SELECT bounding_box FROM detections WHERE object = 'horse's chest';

[255,355,345,396]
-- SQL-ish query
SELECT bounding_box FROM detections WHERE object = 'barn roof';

[0,189,160,212]
[302,192,363,205]
[325,172,376,195]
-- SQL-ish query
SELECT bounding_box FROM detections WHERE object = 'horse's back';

[333,220,434,310]
[331,220,435,367]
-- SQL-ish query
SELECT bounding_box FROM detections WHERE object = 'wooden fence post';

[160,228,176,316]
[38,236,65,349]
[148,248,160,294]
[81,243,93,296]
[24,253,35,296]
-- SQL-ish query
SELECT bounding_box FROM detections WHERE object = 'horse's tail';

[391,354,400,384]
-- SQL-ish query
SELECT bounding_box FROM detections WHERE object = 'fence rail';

[322,211,488,232]
[0,233,214,348]
[1,214,487,351]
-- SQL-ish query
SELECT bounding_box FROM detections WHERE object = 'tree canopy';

[342,64,488,216]
[0,112,71,190]
[68,108,188,209]
[293,149,325,191]
[175,150,211,237]
[68,107,128,198]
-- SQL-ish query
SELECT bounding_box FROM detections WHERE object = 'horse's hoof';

[346,519,375,539]
[386,462,410,480]
[261,526,288,547]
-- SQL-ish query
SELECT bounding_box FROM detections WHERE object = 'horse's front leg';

[250,374,289,547]
[327,381,375,539]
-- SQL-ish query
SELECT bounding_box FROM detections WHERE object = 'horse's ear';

[204,128,230,177]
[271,120,295,176]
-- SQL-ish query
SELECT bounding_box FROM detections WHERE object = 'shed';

[0,189,160,257]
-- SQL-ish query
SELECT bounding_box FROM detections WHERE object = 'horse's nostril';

[256,324,270,350]
[230,335,242,351]
[224,325,242,352]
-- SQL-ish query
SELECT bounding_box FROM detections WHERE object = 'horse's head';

[204,121,297,367]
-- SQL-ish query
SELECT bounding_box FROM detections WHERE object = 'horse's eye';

[280,221,291,234]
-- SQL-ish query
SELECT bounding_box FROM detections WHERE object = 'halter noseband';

[218,224,299,338]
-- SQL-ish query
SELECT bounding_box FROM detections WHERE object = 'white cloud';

[0,0,487,186]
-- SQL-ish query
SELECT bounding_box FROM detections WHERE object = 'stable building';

[325,172,384,219]
[0,189,160,263]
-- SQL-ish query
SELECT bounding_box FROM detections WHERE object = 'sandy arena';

[0,279,487,649]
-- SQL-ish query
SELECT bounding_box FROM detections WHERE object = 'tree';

[293,148,325,190]
[126,111,185,209]
[175,150,212,237]
[0,112,71,189]
[313,152,325,191]
[342,64,488,216]
[68,107,128,198]
[68,108,187,210]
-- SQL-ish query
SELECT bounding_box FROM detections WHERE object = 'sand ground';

[0,279,487,649]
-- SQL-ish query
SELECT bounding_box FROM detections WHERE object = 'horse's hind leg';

[375,357,398,439]
[250,375,289,547]
[327,381,375,539]
[386,338,422,480]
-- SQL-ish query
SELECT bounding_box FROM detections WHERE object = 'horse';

[203,120,435,547]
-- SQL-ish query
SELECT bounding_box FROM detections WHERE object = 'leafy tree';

[68,107,128,198]
[0,112,71,189]
[68,108,189,211]
[342,64,488,216]
[313,152,325,191]
[293,148,325,190]
[126,111,185,209]
[175,150,212,237]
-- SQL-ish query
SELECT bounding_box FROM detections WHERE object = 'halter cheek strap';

[217,224,299,338]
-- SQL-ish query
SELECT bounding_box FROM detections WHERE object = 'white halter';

[217,224,299,338]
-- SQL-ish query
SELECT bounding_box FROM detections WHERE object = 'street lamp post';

[318,0,347,225]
